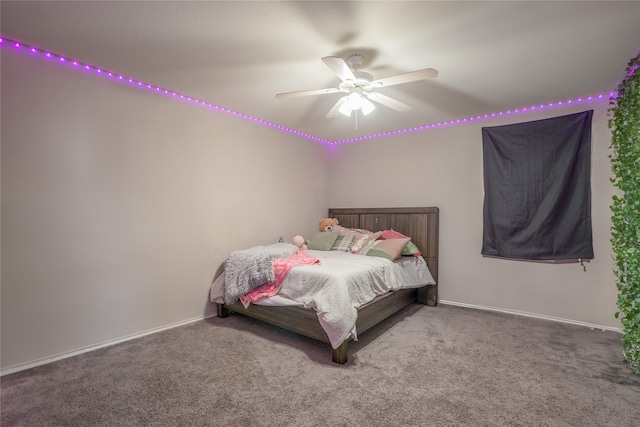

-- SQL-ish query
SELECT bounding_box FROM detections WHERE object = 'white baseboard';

[439,300,621,333]
[3,303,620,376]
[1,314,217,377]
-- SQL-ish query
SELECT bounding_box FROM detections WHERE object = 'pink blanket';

[240,251,320,308]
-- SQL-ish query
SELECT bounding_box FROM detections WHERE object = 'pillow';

[359,238,411,261]
[351,231,382,253]
[338,228,382,253]
[380,229,407,239]
[402,241,422,257]
[307,230,339,251]
[331,235,355,252]
[380,229,421,256]
[340,227,372,235]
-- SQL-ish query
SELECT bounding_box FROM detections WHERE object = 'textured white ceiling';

[2,1,639,142]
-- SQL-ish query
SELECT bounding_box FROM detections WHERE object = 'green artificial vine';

[609,52,640,374]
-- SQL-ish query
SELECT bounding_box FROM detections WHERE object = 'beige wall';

[1,50,329,370]
[329,99,618,329]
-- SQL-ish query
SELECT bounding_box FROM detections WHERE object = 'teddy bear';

[291,235,308,250]
[319,218,340,232]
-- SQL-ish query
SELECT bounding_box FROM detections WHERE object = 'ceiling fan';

[276,54,438,119]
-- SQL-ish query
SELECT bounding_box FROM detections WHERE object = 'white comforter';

[211,250,435,349]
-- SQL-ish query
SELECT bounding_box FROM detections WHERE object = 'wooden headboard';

[328,207,439,306]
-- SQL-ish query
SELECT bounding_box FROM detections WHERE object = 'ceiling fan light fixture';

[339,93,360,116]
[360,97,375,115]
[338,101,353,117]
[338,92,375,116]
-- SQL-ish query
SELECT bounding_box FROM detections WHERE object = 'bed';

[212,207,439,364]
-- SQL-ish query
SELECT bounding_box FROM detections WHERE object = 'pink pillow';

[380,229,407,239]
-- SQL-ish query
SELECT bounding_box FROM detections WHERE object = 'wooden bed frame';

[216,207,439,364]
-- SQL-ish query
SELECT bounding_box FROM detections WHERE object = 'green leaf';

[609,52,640,374]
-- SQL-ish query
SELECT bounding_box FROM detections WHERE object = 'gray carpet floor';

[2,304,639,426]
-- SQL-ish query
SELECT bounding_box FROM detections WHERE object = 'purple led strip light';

[331,93,612,145]
[1,36,613,146]
[0,36,329,144]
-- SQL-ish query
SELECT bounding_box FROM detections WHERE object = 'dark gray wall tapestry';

[482,110,594,260]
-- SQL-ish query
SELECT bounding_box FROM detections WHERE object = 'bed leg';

[418,285,438,307]
[427,284,438,307]
[332,341,348,364]
[217,303,230,318]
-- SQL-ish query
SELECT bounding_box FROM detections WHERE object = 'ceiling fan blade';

[326,96,349,118]
[322,56,356,82]
[276,87,341,98]
[372,68,438,87]
[366,92,413,112]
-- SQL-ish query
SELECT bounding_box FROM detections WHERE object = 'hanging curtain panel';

[481,110,594,260]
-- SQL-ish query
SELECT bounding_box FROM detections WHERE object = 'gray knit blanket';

[223,243,298,304]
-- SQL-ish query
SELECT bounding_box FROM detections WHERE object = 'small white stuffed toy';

[291,235,308,250]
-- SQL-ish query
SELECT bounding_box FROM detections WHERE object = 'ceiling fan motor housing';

[340,70,374,93]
